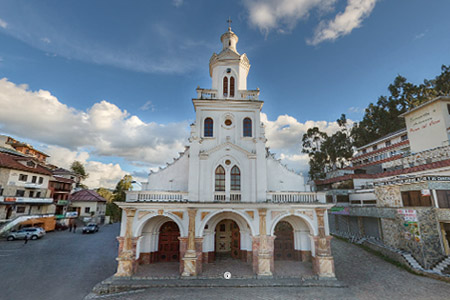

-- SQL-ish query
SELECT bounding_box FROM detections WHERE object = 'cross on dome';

[227,17,232,31]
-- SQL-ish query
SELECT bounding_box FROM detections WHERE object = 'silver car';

[7,227,46,241]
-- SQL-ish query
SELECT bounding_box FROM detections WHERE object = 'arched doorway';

[215,219,240,259]
[157,221,180,262]
[274,221,295,260]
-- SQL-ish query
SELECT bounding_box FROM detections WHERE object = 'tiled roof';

[315,158,450,185]
[0,152,52,176]
[69,189,107,202]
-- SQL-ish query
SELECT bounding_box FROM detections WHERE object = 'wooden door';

[215,219,240,259]
[274,221,295,260]
[158,221,180,262]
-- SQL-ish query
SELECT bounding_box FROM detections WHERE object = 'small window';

[16,206,26,213]
[361,149,366,154]
[29,191,34,198]
[36,192,41,198]
[19,174,28,182]
[447,104,450,115]
[85,207,91,213]
[385,141,391,147]
[32,176,37,183]
[401,134,408,141]
[230,76,235,97]
[215,165,225,192]
[16,190,25,197]
[373,145,378,151]
[0,186,3,196]
[38,177,44,184]
[243,118,252,137]
[204,118,214,137]
[223,77,228,97]
[401,191,432,207]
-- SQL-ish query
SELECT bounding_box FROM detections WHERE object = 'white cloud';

[307,0,377,45]
[140,100,155,112]
[0,18,7,29]
[41,37,51,44]
[244,0,337,33]
[243,0,377,45]
[173,0,184,7]
[45,146,128,189]
[0,78,188,166]
[261,112,350,174]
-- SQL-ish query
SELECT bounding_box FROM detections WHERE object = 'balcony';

[196,88,218,99]
[239,89,260,100]
[267,192,323,203]
[24,183,43,189]
[127,191,188,202]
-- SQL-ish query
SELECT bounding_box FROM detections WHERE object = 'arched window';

[223,77,228,97]
[230,76,235,97]
[231,166,240,191]
[243,118,252,137]
[204,118,213,137]
[215,166,225,191]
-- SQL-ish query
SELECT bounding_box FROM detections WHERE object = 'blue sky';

[0,0,449,188]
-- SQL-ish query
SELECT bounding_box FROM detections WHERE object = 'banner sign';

[330,206,350,215]
[397,209,421,242]
[65,211,78,218]
[376,176,450,186]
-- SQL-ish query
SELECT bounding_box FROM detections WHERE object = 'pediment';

[200,142,256,159]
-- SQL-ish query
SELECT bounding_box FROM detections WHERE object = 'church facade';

[115,27,335,279]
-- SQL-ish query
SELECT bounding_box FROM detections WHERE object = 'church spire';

[221,18,238,53]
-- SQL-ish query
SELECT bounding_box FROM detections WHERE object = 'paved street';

[95,238,450,300]
[1,223,450,300]
[0,223,120,300]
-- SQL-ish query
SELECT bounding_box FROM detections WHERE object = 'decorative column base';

[115,251,136,277]
[257,252,273,278]
[181,251,199,277]
[313,256,335,278]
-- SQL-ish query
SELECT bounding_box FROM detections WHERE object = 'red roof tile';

[69,189,107,202]
[0,152,52,176]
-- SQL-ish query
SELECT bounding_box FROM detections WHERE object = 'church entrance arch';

[274,221,295,260]
[215,219,240,259]
[157,221,180,262]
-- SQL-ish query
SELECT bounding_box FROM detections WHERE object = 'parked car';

[7,227,46,241]
[82,223,99,234]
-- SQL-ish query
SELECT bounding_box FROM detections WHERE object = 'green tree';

[113,174,133,202]
[96,187,113,203]
[70,161,89,189]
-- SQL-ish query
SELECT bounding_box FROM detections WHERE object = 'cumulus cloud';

[45,146,129,189]
[0,78,188,166]
[0,18,7,29]
[244,0,376,45]
[261,112,350,174]
[307,0,377,45]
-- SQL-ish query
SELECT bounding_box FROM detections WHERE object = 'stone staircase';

[332,231,450,278]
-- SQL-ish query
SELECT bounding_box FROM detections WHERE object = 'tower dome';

[220,27,239,53]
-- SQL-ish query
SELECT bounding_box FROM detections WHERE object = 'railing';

[214,192,226,202]
[267,192,321,203]
[230,193,241,202]
[196,88,217,99]
[127,191,188,202]
[239,89,259,100]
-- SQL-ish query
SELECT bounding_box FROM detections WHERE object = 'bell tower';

[208,22,251,100]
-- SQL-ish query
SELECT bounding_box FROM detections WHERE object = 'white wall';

[266,156,306,192]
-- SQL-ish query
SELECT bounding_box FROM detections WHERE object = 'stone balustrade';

[127,191,188,202]
[196,88,217,99]
[382,145,450,169]
[268,192,322,203]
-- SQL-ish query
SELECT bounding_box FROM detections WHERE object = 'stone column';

[115,208,137,277]
[182,208,199,277]
[313,208,335,278]
[256,208,273,277]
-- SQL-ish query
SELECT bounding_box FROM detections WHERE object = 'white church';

[116,26,335,279]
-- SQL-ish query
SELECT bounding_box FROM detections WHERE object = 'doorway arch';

[215,219,241,259]
[274,221,295,260]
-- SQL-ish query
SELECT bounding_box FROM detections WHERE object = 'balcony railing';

[127,191,188,202]
[230,193,241,202]
[214,192,226,202]
[239,89,260,100]
[267,192,322,203]
[196,88,218,99]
